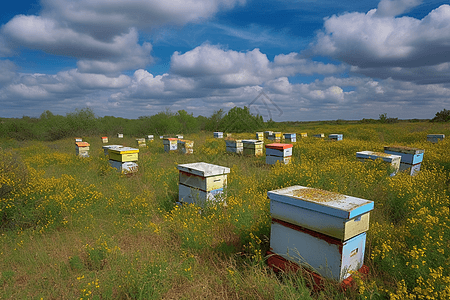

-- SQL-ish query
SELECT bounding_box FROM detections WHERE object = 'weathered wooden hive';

[225,139,243,154]
[268,185,373,282]
[242,139,264,156]
[163,138,178,153]
[283,133,296,143]
[427,134,445,143]
[384,146,424,176]
[108,146,139,174]
[75,142,90,157]
[356,150,401,176]
[265,143,293,165]
[178,139,194,154]
[177,162,230,207]
[329,134,343,141]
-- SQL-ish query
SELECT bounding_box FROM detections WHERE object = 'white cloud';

[375,0,423,17]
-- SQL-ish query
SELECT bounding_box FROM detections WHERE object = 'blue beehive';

[384,146,424,176]
[329,134,343,141]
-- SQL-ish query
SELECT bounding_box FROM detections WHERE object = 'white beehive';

[283,133,296,143]
[109,160,138,174]
[102,145,124,155]
[176,134,183,139]
[225,139,243,154]
[256,132,264,141]
[356,151,401,176]
[177,162,230,206]
[75,142,90,157]
[117,133,123,138]
[75,138,82,142]
[146,135,154,141]
[329,134,343,141]
[214,132,223,138]
[265,143,293,165]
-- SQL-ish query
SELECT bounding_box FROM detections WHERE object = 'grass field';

[1,122,450,299]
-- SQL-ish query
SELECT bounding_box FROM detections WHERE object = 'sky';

[1,0,449,121]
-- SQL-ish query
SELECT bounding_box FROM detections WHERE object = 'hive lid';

[164,138,178,141]
[384,145,424,154]
[177,162,230,177]
[357,151,400,160]
[108,147,139,154]
[76,142,90,147]
[268,185,374,219]
[265,143,293,150]
[102,145,123,149]
[242,139,263,144]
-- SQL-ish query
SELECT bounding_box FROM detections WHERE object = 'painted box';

[176,134,184,139]
[178,184,224,206]
[117,133,123,138]
[109,160,138,174]
[177,162,230,178]
[283,133,296,142]
[75,142,90,157]
[102,145,123,155]
[256,132,264,141]
[356,151,401,176]
[178,139,194,154]
[313,133,325,138]
[108,147,139,162]
[179,171,227,191]
[146,135,154,141]
[163,138,178,152]
[300,133,307,138]
[270,218,367,282]
[214,132,224,138]
[329,134,343,141]
[427,134,445,143]
[266,155,291,165]
[268,185,373,241]
[265,143,293,157]
[384,146,424,176]
[136,138,146,147]
[243,140,264,156]
[226,146,243,154]
[101,137,108,143]
[75,138,82,142]
[225,139,243,148]
[265,131,273,139]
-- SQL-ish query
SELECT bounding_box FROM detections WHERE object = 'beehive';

[427,134,445,143]
[269,132,282,141]
[242,139,264,156]
[268,186,373,241]
[384,146,424,176]
[329,134,343,141]
[265,131,273,139]
[159,135,164,139]
[75,138,82,142]
[178,139,194,154]
[256,132,264,141]
[270,219,367,282]
[136,138,146,147]
[313,133,325,138]
[108,147,139,162]
[102,145,124,155]
[265,143,293,165]
[163,138,178,152]
[101,137,108,143]
[176,134,184,139]
[109,160,138,174]
[146,135,154,141]
[75,142,90,157]
[177,162,230,206]
[226,133,232,138]
[356,151,401,176]
[268,185,373,282]
[117,133,123,138]
[300,133,307,138]
[283,133,296,143]
[225,139,243,154]
[214,132,223,138]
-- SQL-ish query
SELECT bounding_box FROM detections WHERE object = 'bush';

[431,108,450,122]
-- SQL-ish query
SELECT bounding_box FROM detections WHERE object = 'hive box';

[108,147,139,162]
[225,139,243,154]
[242,139,264,156]
[384,146,424,176]
[75,142,90,157]
[269,132,282,141]
[283,133,296,143]
[117,133,123,138]
[256,132,264,141]
[75,138,82,142]
[265,131,273,139]
[102,145,123,155]
[176,134,183,139]
[270,218,367,282]
[163,138,178,152]
[266,156,291,165]
[146,135,154,141]
[329,134,343,141]
[177,162,230,206]
[214,132,223,138]
[427,134,445,143]
[109,160,138,174]
[101,137,108,143]
[136,138,146,147]
[300,133,307,138]
[313,133,325,138]
[356,151,401,176]
[266,143,293,157]
[178,139,194,154]
[268,185,373,241]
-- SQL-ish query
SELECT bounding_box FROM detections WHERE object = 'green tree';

[431,109,450,122]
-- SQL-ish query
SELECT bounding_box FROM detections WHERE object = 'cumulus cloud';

[375,0,423,17]
[310,4,450,69]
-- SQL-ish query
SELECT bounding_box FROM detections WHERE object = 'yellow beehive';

[256,132,264,141]
[136,138,146,147]
[300,133,307,138]
[178,139,194,154]
[242,140,264,156]
[101,136,108,143]
[108,147,139,162]
[75,142,90,157]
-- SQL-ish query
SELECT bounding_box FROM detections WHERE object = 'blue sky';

[1,0,449,121]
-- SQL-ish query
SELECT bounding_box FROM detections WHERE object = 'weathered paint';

[179,171,227,191]
[270,219,366,282]
[356,151,401,176]
[177,162,230,177]
[267,185,374,220]
[427,134,445,143]
[266,155,291,165]
[329,134,343,141]
[109,160,138,174]
[178,183,224,206]
[163,144,177,152]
